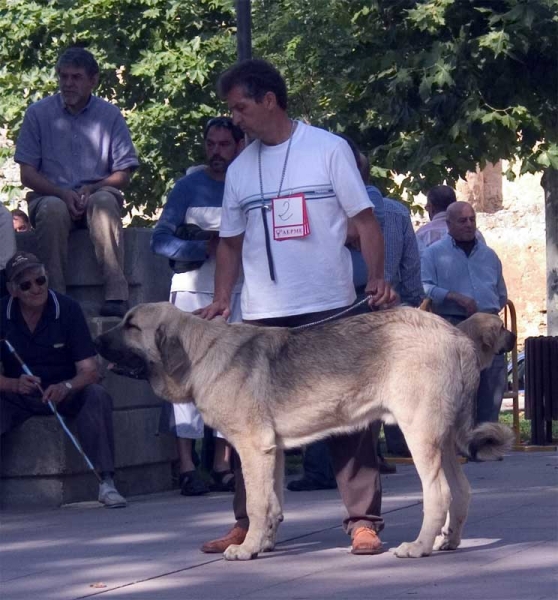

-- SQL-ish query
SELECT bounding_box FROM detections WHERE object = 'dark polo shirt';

[0,290,96,389]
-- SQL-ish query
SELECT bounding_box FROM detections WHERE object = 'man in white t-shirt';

[199,59,397,557]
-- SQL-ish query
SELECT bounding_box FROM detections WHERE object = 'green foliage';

[253,0,558,202]
[0,0,236,217]
[1,0,556,213]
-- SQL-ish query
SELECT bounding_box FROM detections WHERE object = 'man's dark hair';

[11,208,30,223]
[203,116,244,143]
[426,185,457,214]
[56,47,99,77]
[217,59,288,110]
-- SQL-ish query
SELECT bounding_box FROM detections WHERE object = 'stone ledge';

[1,407,176,478]
[15,227,173,313]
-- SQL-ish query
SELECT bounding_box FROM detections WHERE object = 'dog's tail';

[453,335,514,461]
[457,422,515,461]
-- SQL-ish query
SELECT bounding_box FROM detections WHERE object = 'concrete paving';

[1,451,557,600]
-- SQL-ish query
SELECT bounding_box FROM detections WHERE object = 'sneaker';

[98,482,127,508]
[100,300,129,318]
[287,477,337,491]
[200,525,248,554]
[179,470,209,496]
[351,527,383,555]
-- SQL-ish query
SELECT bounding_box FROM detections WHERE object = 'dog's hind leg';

[262,449,285,552]
[433,436,471,552]
[393,432,451,558]
[224,434,277,561]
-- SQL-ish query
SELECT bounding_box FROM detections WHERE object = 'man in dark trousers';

[0,251,126,507]
[199,59,397,556]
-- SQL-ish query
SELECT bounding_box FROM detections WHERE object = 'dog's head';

[456,313,516,370]
[94,302,193,401]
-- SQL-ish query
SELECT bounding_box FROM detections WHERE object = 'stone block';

[15,228,173,311]
[0,462,175,507]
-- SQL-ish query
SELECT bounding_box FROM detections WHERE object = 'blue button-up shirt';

[15,93,138,190]
[421,234,507,318]
[351,187,423,306]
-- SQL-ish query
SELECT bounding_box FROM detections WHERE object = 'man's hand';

[60,189,85,220]
[76,184,95,210]
[42,382,71,404]
[365,279,399,310]
[16,374,42,395]
[448,292,478,316]
[195,299,231,321]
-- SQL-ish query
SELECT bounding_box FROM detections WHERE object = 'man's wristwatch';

[63,381,73,392]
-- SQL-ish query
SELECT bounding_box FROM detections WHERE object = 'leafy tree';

[253,0,557,200]
[0,0,237,219]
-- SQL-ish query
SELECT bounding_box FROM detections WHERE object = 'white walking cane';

[3,338,102,483]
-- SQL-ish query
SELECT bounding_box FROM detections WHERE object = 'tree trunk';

[542,168,558,335]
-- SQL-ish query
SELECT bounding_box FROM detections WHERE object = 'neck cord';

[258,119,296,281]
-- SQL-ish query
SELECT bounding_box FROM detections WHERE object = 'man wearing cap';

[14,47,139,318]
[0,252,126,507]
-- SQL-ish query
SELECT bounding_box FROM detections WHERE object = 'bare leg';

[177,437,196,472]
[213,438,232,472]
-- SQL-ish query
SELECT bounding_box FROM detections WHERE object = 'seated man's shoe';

[378,457,397,475]
[100,300,129,318]
[351,526,383,555]
[287,477,337,492]
[200,525,248,554]
[98,481,127,508]
[179,470,210,496]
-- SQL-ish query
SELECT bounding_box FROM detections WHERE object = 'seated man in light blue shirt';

[14,47,139,318]
[421,201,508,423]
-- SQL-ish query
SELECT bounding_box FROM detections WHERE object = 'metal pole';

[235,0,252,61]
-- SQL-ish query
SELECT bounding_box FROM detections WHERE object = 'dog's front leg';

[262,448,285,552]
[224,441,277,561]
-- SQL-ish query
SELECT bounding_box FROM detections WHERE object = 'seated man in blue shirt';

[0,252,126,507]
[421,201,508,423]
[14,47,139,318]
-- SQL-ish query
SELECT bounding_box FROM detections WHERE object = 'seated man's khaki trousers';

[28,188,128,301]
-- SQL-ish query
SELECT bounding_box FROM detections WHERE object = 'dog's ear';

[155,324,190,381]
[480,324,499,352]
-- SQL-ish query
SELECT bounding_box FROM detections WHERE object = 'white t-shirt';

[220,122,374,319]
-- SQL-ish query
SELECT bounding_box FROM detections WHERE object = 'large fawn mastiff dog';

[95,303,514,561]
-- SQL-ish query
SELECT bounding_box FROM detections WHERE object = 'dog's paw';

[433,534,460,551]
[223,544,258,561]
[393,541,432,558]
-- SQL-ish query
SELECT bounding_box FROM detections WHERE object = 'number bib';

[271,193,310,240]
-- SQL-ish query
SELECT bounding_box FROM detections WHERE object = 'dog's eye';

[125,321,141,331]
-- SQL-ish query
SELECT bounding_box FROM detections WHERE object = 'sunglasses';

[18,275,47,292]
